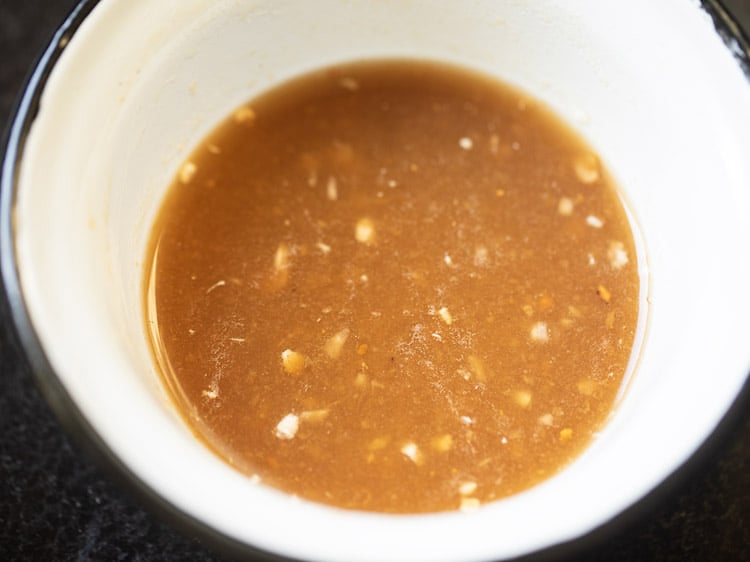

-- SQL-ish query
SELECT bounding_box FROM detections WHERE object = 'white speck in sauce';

[206,280,226,294]
[316,241,332,255]
[400,442,424,465]
[281,349,306,374]
[202,384,219,400]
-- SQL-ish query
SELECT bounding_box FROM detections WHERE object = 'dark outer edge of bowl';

[1,2,748,562]
[0,1,290,561]
[705,0,750,78]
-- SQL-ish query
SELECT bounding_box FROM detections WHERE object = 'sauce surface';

[146,60,641,513]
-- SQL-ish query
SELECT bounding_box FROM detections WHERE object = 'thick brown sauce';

[145,60,640,513]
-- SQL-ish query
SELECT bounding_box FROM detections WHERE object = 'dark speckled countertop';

[1,1,749,560]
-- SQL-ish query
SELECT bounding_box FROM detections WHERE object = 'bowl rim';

[1,1,749,560]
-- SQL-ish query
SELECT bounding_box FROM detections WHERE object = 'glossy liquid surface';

[146,60,640,513]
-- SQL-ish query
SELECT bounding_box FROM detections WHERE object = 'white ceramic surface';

[7,1,750,561]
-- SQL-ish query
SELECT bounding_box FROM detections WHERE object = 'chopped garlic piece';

[274,242,290,271]
[586,215,604,228]
[355,218,376,244]
[530,321,549,342]
[558,197,574,216]
[459,481,478,496]
[354,371,369,388]
[275,413,299,440]
[326,176,338,201]
[460,497,481,511]
[179,161,197,184]
[459,137,473,150]
[607,240,629,269]
[597,285,612,303]
[573,153,600,184]
[281,349,306,374]
[513,390,532,408]
[437,306,453,326]
[400,442,423,464]
[324,328,350,359]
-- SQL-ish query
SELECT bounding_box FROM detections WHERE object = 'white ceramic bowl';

[2,1,750,560]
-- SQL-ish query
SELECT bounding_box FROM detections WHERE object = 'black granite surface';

[1,1,749,561]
